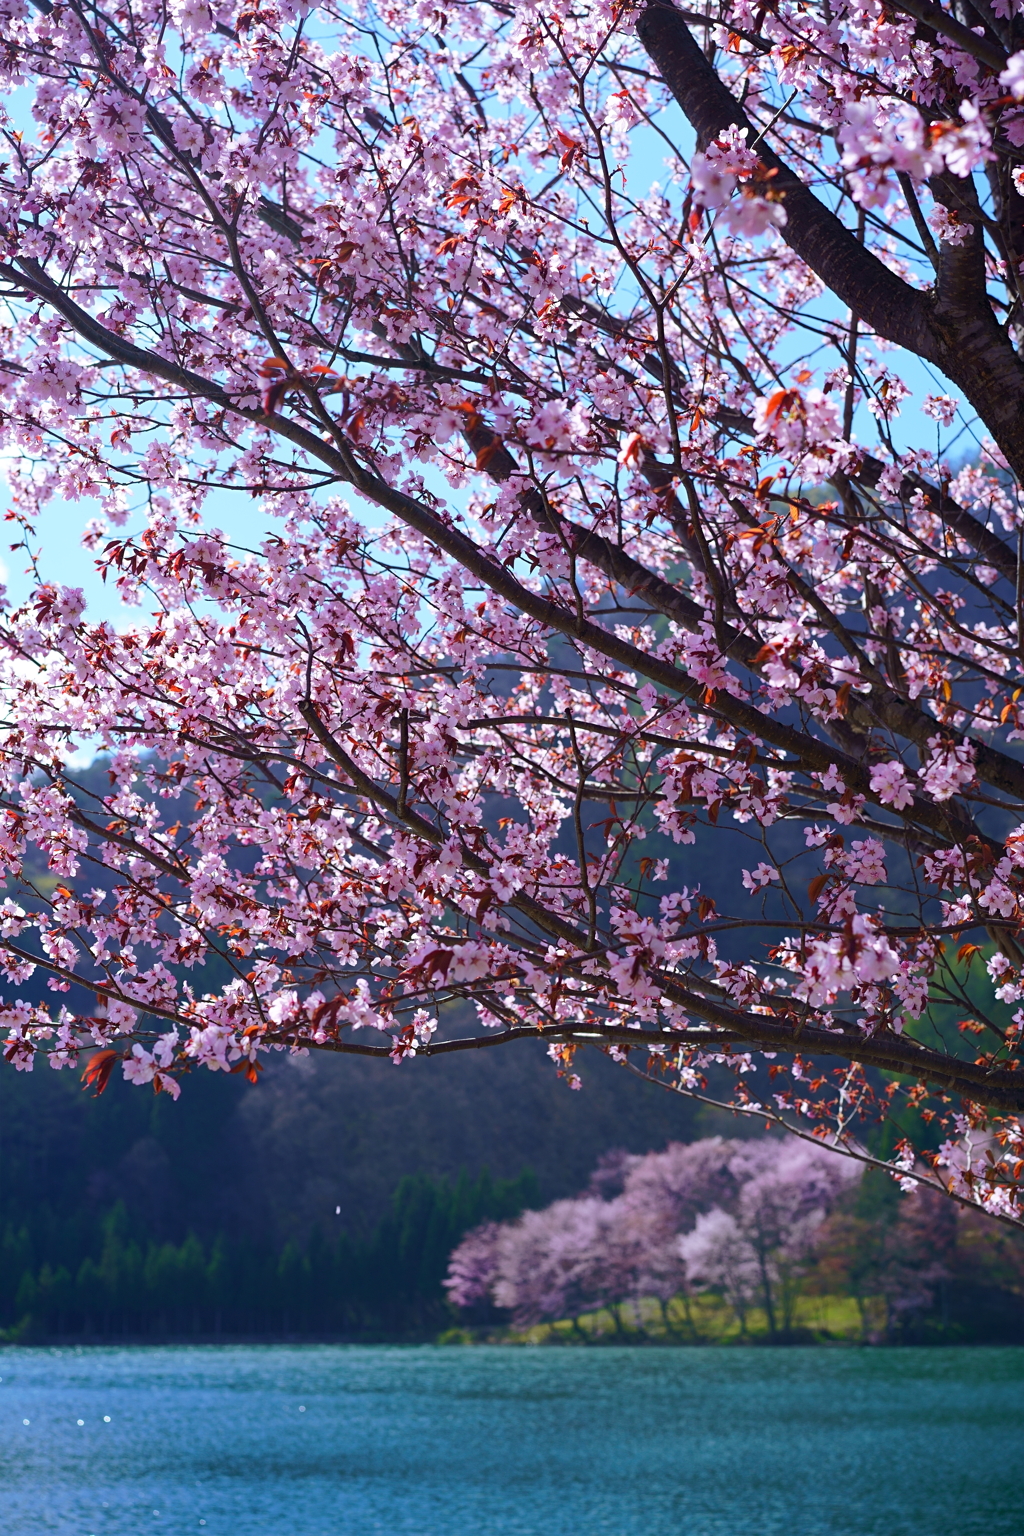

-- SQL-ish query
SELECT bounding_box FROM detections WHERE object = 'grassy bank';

[441,1292,935,1346]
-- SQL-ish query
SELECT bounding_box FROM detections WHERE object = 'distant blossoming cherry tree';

[3,0,1024,1217]
[446,1137,857,1333]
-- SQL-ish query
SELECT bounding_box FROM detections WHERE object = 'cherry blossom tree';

[446,1135,855,1332]
[606,1136,739,1321]
[728,1139,859,1336]
[489,1196,612,1328]
[677,1207,762,1335]
[447,1138,736,1326]
[670,1140,856,1337]
[4,0,1024,1216]
[439,1219,502,1313]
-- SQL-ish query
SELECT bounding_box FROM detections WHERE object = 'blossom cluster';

[445,1137,857,1328]
[0,0,1021,1221]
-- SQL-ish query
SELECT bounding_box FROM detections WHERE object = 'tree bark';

[636,2,1024,483]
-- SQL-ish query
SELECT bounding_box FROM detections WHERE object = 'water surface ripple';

[0,1344,1019,1535]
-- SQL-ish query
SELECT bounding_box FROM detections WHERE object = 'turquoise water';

[0,1345,1019,1535]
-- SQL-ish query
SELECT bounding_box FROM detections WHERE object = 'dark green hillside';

[0,1037,703,1251]
[0,1032,715,1337]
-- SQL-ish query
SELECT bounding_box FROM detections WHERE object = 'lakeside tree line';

[5,1136,1023,1345]
[0,1168,538,1340]
[446,1140,1024,1345]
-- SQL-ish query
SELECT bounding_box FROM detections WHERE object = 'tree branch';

[890,0,1007,70]
[635,2,936,357]
[637,2,1024,483]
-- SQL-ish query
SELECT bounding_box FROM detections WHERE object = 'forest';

[0,772,1018,1344]
[1,1167,538,1341]
[4,1106,1023,1343]
[0,1007,703,1340]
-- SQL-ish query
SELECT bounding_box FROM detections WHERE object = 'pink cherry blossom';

[1001,51,1024,101]
[922,395,960,427]
[742,863,779,892]
[869,762,915,811]
[0,0,1019,1227]
[448,1138,857,1336]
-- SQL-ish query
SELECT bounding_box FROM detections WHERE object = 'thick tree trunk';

[636,1,1024,484]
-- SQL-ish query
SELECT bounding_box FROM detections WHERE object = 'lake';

[0,1344,1019,1535]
